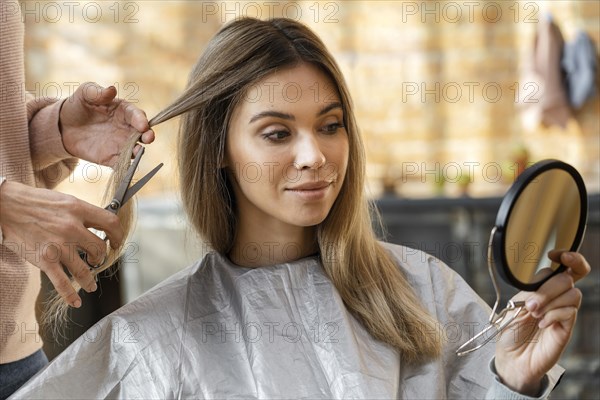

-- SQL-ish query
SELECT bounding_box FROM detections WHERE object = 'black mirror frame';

[491,159,588,292]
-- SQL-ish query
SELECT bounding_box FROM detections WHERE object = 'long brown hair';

[51,18,442,362]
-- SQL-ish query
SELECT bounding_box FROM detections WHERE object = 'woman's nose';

[293,133,326,170]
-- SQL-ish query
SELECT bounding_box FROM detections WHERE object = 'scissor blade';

[120,163,164,206]
[112,146,146,205]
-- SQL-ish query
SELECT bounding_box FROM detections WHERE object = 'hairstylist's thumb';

[80,82,117,106]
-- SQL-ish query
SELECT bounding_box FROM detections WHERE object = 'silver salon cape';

[12,243,563,399]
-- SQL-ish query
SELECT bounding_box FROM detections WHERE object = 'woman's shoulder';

[378,241,491,320]
[110,252,219,320]
[378,241,456,281]
[11,253,219,399]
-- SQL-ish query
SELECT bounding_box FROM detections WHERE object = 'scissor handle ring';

[84,236,110,270]
[87,254,108,270]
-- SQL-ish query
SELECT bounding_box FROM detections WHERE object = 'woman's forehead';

[241,63,340,107]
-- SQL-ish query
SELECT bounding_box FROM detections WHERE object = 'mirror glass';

[493,160,587,291]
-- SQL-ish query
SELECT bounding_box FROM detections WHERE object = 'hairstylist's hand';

[0,181,124,308]
[494,251,590,396]
[59,82,155,167]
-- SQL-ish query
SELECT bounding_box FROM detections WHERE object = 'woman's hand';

[494,251,590,396]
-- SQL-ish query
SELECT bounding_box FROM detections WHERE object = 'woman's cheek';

[322,162,340,181]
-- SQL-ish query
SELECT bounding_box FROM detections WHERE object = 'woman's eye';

[321,122,344,134]
[263,130,290,142]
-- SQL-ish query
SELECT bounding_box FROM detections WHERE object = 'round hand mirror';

[491,159,588,291]
[456,159,588,356]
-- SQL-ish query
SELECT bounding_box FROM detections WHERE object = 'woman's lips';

[285,181,332,200]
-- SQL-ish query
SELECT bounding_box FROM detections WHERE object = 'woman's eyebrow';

[249,111,294,124]
[248,102,343,124]
[317,102,343,116]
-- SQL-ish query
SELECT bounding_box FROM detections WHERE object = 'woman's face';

[226,63,349,235]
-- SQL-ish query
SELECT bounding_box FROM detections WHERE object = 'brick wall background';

[22,0,599,203]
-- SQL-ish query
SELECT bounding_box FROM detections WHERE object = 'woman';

[12,18,589,399]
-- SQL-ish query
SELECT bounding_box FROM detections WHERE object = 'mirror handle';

[456,301,525,357]
[488,227,501,321]
[456,227,527,357]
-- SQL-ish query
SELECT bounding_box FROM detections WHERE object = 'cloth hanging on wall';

[562,30,598,110]
[520,16,572,130]
[533,17,572,128]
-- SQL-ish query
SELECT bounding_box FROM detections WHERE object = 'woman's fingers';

[520,252,586,331]
[523,252,590,315]
[534,287,582,329]
[533,287,582,317]
[537,306,578,330]
[524,272,574,314]
[547,249,567,263]
[546,251,591,283]
[561,252,591,283]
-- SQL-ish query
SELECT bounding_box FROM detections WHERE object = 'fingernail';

[538,318,547,329]
[73,299,82,308]
[563,253,574,262]
[526,298,538,312]
[90,282,97,292]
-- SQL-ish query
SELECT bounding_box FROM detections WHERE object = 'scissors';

[82,146,163,269]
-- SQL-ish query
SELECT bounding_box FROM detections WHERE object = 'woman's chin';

[291,212,329,228]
